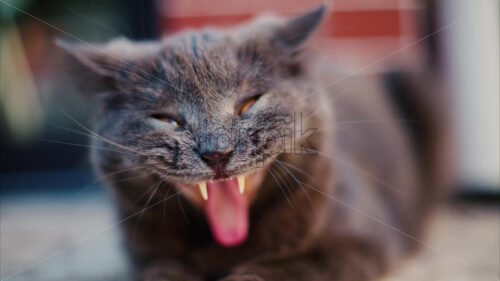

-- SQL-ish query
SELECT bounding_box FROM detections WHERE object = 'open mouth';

[174,165,268,247]
[197,175,245,200]
[197,175,249,247]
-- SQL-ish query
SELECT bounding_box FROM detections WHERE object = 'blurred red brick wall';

[159,0,423,70]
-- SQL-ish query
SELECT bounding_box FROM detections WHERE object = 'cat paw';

[138,261,203,281]
[219,274,265,281]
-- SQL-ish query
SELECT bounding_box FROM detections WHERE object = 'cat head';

[58,5,326,205]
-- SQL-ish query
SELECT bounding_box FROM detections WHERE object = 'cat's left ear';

[272,4,327,52]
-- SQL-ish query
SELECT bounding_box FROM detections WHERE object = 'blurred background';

[0,0,498,280]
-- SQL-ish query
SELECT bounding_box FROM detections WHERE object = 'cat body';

[60,5,442,281]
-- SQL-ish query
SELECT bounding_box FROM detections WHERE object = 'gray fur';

[59,5,442,281]
[59,9,321,183]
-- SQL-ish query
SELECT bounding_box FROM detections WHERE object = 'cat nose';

[200,150,233,169]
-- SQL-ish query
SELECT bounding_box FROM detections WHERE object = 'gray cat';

[59,5,446,281]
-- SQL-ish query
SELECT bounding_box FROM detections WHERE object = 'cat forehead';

[162,30,227,54]
[134,33,268,100]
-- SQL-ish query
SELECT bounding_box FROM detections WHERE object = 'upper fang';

[199,182,208,200]
[237,175,245,194]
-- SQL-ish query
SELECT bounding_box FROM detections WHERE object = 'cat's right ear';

[56,39,129,94]
[56,38,155,93]
[56,39,127,81]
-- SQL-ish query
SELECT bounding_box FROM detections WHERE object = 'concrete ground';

[1,192,499,281]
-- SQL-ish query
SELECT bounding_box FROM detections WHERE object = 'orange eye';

[151,114,179,126]
[239,97,258,115]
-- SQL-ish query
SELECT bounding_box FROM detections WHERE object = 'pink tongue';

[205,178,248,247]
